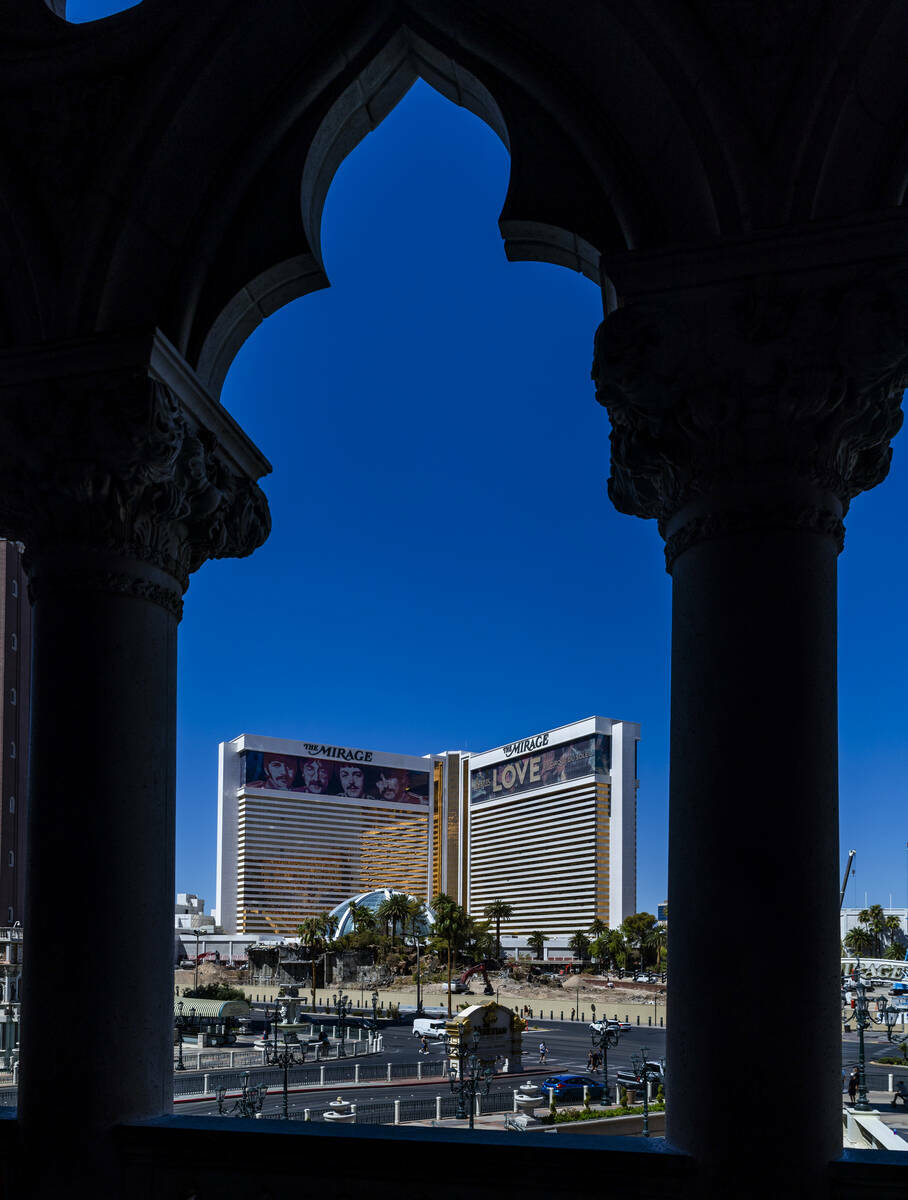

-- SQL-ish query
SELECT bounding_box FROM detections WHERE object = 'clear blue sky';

[71,1,908,921]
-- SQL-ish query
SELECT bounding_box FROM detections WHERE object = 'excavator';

[458,960,498,995]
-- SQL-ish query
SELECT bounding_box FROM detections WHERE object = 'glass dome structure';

[328,889,435,938]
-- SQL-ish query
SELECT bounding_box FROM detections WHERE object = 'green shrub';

[181,983,247,1002]
[540,1100,665,1125]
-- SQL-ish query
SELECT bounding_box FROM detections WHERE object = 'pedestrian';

[419,1035,429,1055]
[848,1067,859,1104]
[538,1040,548,1064]
[587,1050,595,1072]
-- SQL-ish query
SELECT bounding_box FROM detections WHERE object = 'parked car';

[590,1018,631,1033]
[540,1074,605,1103]
[616,1061,666,1096]
[412,1018,448,1040]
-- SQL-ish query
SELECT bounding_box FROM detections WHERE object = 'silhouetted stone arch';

[1,1,759,397]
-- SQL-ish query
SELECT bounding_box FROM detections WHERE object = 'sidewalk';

[844,1089,908,1144]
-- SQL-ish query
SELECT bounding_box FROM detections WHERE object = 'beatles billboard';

[242,746,429,806]
[469,733,611,805]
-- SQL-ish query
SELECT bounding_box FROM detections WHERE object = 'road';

[173,1015,907,1123]
[174,1016,666,1120]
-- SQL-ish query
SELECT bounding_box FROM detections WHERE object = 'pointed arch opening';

[195,27,608,398]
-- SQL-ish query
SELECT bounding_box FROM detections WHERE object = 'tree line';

[842,904,906,959]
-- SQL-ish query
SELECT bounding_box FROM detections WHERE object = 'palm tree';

[588,918,608,939]
[526,929,549,961]
[470,918,495,960]
[432,892,470,1016]
[297,916,323,1009]
[590,933,610,973]
[858,905,886,957]
[884,914,903,954]
[568,930,591,965]
[646,925,668,968]
[405,897,426,939]
[483,899,514,963]
[319,911,339,944]
[589,921,609,972]
[843,926,874,958]
[347,900,371,934]
[606,929,628,970]
[383,892,413,946]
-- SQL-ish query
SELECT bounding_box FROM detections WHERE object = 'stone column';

[0,331,270,1196]
[593,261,908,1195]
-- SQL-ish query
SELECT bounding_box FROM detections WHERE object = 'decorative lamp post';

[448,1032,495,1131]
[413,936,424,1015]
[266,1003,306,1120]
[215,1071,267,1119]
[629,1046,665,1138]
[174,1000,196,1072]
[331,991,351,1057]
[591,1019,619,1104]
[843,961,907,1112]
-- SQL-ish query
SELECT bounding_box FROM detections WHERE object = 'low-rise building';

[0,923,22,1068]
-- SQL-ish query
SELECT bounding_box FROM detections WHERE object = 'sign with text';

[470,733,611,804]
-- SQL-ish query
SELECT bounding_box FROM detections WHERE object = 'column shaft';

[17,565,177,1188]
[665,525,842,1192]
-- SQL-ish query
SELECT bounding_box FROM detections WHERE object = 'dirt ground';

[174,962,668,1025]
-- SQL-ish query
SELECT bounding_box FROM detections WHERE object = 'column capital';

[592,261,908,569]
[0,329,271,616]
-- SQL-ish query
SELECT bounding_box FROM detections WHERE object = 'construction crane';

[241,908,283,937]
[840,850,856,910]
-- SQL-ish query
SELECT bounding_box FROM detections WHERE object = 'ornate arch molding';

[2,1,753,392]
[787,1,908,219]
[194,24,611,398]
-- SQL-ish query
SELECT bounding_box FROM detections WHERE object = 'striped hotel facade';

[466,717,638,946]
[216,717,638,947]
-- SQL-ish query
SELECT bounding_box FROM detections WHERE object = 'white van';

[412,1018,448,1040]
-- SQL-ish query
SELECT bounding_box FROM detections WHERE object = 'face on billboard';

[375,770,406,802]
[261,754,297,790]
[242,750,429,805]
[300,758,331,793]
[338,764,366,797]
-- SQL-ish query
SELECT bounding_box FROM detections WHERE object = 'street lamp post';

[591,1020,619,1104]
[448,1032,495,1131]
[215,1071,267,1119]
[413,937,423,1015]
[174,1000,196,1072]
[331,991,351,1057]
[629,1047,664,1137]
[843,962,907,1112]
[266,1003,306,1120]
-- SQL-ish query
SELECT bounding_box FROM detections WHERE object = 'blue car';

[540,1074,605,1102]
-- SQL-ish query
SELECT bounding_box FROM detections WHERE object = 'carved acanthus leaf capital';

[591,271,908,546]
[0,366,271,604]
